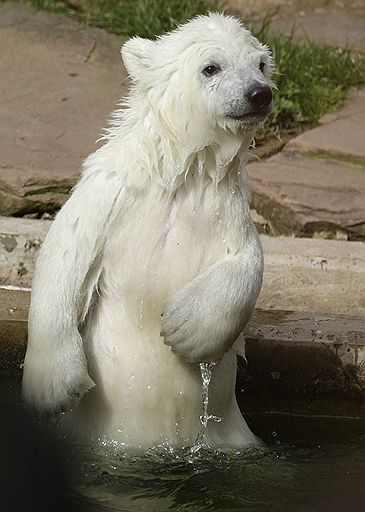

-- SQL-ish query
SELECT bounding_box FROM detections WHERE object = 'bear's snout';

[246,82,272,110]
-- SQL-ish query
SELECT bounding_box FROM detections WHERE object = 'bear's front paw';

[161,282,237,363]
[22,346,95,418]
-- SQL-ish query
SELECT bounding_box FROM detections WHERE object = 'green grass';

[22,0,215,38]
[88,0,214,39]
[13,0,365,138]
[253,20,365,136]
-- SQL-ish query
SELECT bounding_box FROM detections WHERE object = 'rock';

[0,216,51,287]
[271,11,365,53]
[286,87,365,165]
[248,152,365,239]
[0,2,128,216]
[248,87,365,240]
[250,208,273,235]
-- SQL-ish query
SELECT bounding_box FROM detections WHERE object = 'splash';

[190,362,221,454]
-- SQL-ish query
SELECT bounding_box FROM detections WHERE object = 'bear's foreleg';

[161,237,263,363]
[22,168,123,416]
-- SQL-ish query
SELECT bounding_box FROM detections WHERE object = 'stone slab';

[230,0,365,28]
[248,152,365,239]
[0,2,128,215]
[258,235,365,316]
[0,216,51,287]
[1,216,364,315]
[286,87,365,163]
[271,9,365,53]
[320,86,365,125]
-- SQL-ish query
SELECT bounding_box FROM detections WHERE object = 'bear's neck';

[107,104,255,194]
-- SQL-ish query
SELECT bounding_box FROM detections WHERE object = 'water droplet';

[147,385,151,390]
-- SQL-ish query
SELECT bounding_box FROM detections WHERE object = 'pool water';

[1,377,364,511]
[69,415,365,512]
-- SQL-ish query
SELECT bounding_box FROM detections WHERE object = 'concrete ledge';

[258,235,365,315]
[2,287,365,415]
[240,309,365,416]
[0,286,30,321]
[2,216,364,314]
[0,217,51,287]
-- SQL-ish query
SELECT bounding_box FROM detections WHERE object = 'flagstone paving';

[0,1,365,240]
[0,1,127,216]
[248,86,365,240]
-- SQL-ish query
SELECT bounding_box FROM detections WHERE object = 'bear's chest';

[102,181,251,303]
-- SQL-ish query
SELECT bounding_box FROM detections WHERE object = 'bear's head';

[121,13,274,149]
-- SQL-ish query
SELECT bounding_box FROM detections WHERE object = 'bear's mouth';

[228,106,271,124]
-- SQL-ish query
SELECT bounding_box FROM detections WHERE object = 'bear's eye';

[202,65,221,77]
[259,62,265,73]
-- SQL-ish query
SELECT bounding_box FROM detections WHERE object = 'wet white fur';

[22,13,273,448]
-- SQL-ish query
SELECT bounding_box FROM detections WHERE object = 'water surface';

[70,415,365,512]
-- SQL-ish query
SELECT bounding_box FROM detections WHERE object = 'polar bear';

[22,13,274,448]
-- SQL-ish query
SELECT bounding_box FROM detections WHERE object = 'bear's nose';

[246,83,272,108]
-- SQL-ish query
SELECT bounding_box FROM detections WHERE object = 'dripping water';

[139,292,144,329]
[190,362,221,454]
[139,264,147,329]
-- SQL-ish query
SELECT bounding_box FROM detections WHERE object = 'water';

[67,416,365,512]
[3,357,365,511]
[190,362,221,454]
[2,378,365,511]
[70,437,365,512]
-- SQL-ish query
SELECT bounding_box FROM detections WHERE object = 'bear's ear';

[121,37,156,82]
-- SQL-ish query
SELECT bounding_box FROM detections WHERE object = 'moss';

[298,150,365,169]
